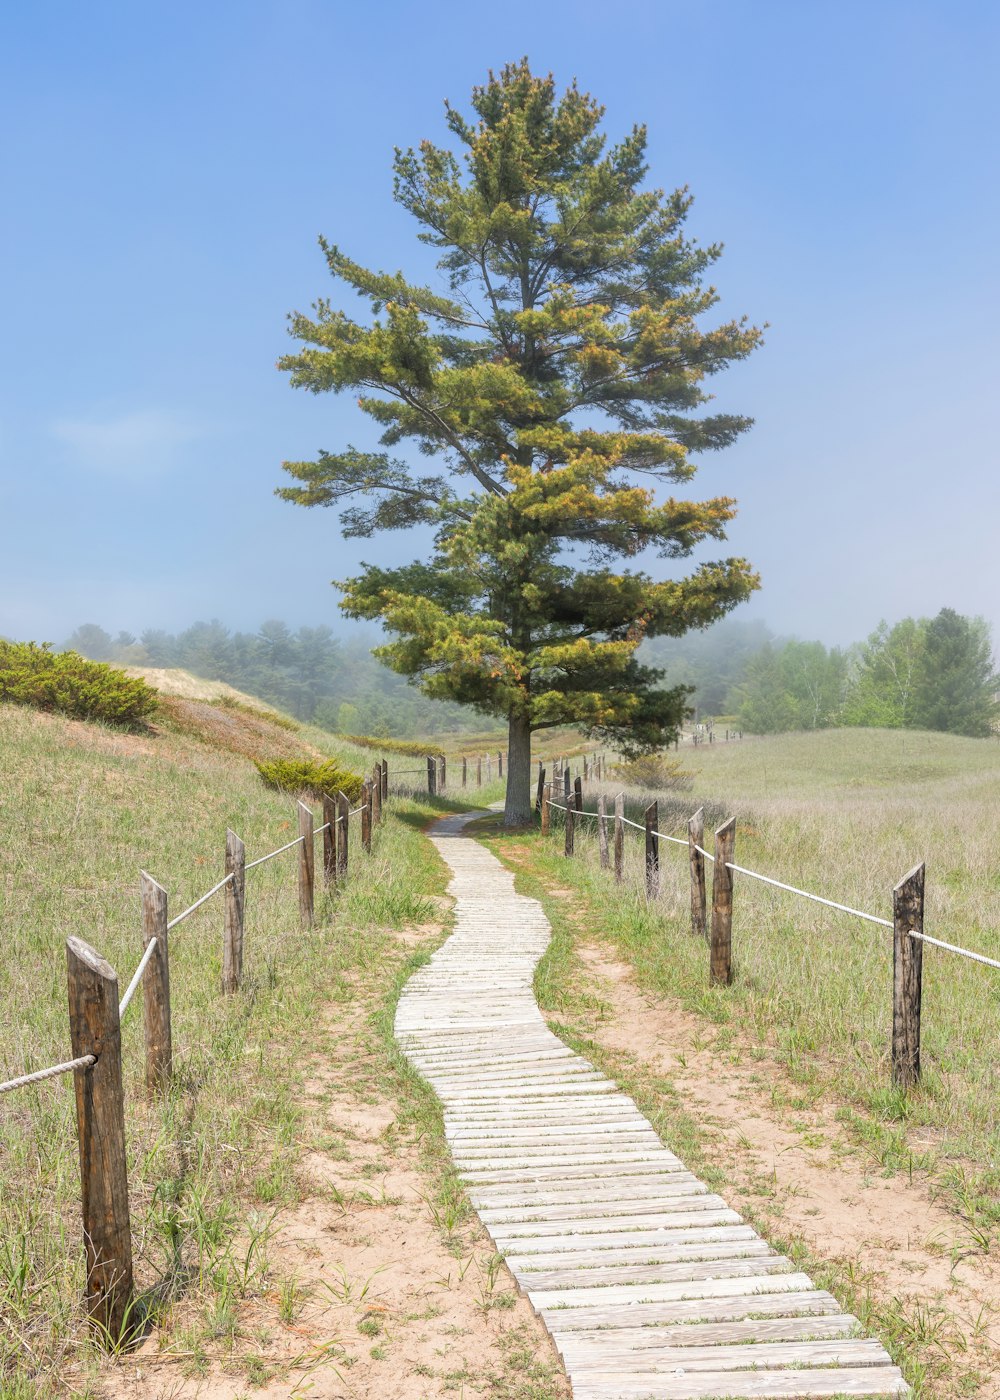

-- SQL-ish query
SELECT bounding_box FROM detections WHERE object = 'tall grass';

[501,729,1000,1188]
[0,702,456,1387]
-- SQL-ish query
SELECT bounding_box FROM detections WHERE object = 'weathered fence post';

[497,750,503,778]
[597,793,609,869]
[426,755,436,796]
[361,780,372,853]
[322,795,337,888]
[462,755,467,788]
[222,831,246,993]
[541,782,551,835]
[140,873,171,1092]
[371,767,382,826]
[565,800,575,857]
[574,775,583,813]
[381,759,388,801]
[688,807,706,941]
[644,801,659,898]
[486,753,492,782]
[614,792,624,883]
[536,764,545,814]
[892,863,925,1089]
[563,768,571,804]
[710,817,736,986]
[477,755,482,787]
[337,791,349,879]
[297,801,314,929]
[66,937,133,1342]
[439,754,446,792]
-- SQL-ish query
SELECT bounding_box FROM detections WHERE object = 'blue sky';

[2,0,998,649]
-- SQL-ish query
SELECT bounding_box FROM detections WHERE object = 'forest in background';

[54,606,998,741]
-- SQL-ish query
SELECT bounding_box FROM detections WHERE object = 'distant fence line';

[536,772,1000,1102]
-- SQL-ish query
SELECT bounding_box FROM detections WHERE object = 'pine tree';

[278,60,763,822]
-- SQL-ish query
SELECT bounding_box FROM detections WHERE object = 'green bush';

[0,641,158,727]
[612,753,694,792]
[255,758,364,803]
[343,733,434,757]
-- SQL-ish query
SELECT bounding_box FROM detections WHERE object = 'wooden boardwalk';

[396,812,909,1399]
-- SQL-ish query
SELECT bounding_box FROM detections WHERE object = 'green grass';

[0,700,465,1389]
[485,727,1000,1214]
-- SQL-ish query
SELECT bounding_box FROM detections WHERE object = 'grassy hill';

[0,679,510,1389]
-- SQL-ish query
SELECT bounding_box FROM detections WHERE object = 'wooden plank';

[569,1368,908,1398]
[563,1338,892,1374]
[506,1240,773,1272]
[508,1225,756,1255]
[513,1256,792,1293]
[554,1313,859,1351]
[527,1270,817,1312]
[541,1290,843,1333]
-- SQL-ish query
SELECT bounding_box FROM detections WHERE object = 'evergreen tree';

[278,61,762,822]
[911,608,997,737]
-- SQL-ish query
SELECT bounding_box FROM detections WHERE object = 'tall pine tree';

[279,61,763,822]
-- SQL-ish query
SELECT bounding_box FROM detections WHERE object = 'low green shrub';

[343,733,434,757]
[255,757,364,802]
[612,752,695,791]
[0,641,158,727]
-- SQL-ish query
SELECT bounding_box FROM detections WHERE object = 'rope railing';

[119,937,159,1018]
[0,1055,97,1097]
[540,768,1000,1101]
[245,833,306,871]
[167,872,236,928]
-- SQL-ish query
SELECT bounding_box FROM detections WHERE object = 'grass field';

[0,692,510,1390]
[510,728,1000,1203]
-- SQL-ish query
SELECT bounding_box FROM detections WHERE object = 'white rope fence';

[546,790,1000,975]
[1,785,386,1098]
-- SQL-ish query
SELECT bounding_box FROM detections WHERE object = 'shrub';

[255,758,364,803]
[0,641,158,727]
[344,734,436,757]
[612,753,694,792]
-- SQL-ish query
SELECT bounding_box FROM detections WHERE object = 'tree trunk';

[504,713,533,826]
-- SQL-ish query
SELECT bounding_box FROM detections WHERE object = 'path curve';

[396,812,908,1399]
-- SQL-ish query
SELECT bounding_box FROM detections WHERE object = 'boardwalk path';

[396,812,909,1399]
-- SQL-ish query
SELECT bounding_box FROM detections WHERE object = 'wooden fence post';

[563,768,571,804]
[371,767,382,825]
[337,791,349,879]
[497,750,503,778]
[140,872,171,1093]
[462,755,467,788]
[597,793,609,869]
[614,792,624,883]
[565,801,575,857]
[361,780,372,853]
[297,801,314,929]
[66,936,133,1342]
[381,759,388,801]
[477,755,482,787]
[710,818,736,986]
[574,776,583,813]
[541,782,551,835]
[439,754,446,792]
[486,753,492,782]
[322,795,337,888]
[645,801,659,898]
[222,831,246,993]
[892,863,925,1089]
[536,764,545,814]
[426,755,436,796]
[688,807,706,941]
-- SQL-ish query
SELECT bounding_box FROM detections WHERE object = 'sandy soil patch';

[569,941,1000,1395]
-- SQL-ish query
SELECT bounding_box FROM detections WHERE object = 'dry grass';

[0,699,462,1390]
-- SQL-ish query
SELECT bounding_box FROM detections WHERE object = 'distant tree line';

[643,608,998,738]
[60,621,496,738]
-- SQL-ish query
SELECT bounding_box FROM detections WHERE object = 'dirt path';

[564,941,1000,1397]
[115,920,569,1400]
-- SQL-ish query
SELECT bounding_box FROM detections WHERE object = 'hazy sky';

[2,0,997,650]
